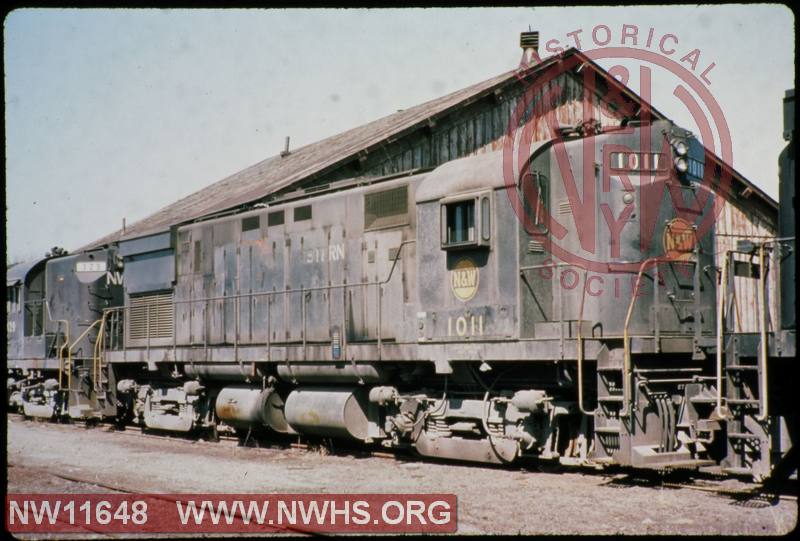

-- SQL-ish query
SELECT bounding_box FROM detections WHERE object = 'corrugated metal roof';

[81,48,777,251]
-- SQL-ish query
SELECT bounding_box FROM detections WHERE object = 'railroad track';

[8,413,795,503]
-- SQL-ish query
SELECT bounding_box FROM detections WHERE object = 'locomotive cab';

[6,249,124,420]
[410,119,729,469]
[7,258,49,365]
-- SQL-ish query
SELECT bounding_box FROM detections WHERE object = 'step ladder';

[593,349,625,461]
[718,246,772,479]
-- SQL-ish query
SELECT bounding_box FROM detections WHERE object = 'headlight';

[672,139,688,156]
[674,157,688,173]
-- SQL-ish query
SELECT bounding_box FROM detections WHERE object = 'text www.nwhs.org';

[6,494,458,533]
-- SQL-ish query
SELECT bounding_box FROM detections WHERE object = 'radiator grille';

[364,185,408,230]
[127,292,174,341]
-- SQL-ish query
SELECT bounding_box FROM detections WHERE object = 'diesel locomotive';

[7,92,795,481]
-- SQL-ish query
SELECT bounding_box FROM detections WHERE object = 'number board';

[609,151,667,172]
[76,261,107,273]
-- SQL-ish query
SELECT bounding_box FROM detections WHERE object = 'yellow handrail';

[66,318,104,392]
[93,313,108,390]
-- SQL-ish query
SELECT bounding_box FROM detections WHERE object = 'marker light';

[674,157,689,173]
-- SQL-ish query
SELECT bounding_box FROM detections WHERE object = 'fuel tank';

[284,388,372,440]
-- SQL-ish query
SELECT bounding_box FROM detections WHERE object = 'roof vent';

[280,136,291,157]
[520,31,539,50]
[520,30,540,67]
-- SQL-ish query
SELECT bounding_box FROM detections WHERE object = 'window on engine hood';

[7,285,21,314]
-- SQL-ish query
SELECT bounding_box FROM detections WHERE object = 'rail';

[622,258,661,418]
[575,268,592,416]
[715,251,732,419]
[44,302,71,391]
[108,239,416,362]
[66,319,104,392]
[716,237,794,423]
[92,311,112,390]
[520,261,592,415]
[521,258,674,417]
[755,243,769,421]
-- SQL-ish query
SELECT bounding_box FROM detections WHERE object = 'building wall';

[311,71,631,185]
[715,200,779,333]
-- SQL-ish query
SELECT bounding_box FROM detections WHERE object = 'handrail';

[40,301,71,391]
[755,243,769,421]
[93,312,109,390]
[519,261,593,415]
[753,236,795,421]
[715,251,732,419]
[155,239,419,308]
[575,268,592,416]
[716,238,794,423]
[622,258,660,418]
[107,240,417,353]
[58,335,70,390]
[66,318,104,392]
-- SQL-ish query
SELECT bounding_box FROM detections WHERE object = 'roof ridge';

[83,66,522,249]
[77,47,776,252]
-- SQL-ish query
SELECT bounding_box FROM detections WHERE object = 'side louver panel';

[126,292,174,343]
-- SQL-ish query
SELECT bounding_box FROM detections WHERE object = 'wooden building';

[84,47,780,330]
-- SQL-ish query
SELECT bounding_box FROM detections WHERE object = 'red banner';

[6,493,457,534]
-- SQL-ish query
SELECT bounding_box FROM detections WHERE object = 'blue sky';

[4,6,795,262]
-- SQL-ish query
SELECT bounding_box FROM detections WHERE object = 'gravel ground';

[6,417,797,536]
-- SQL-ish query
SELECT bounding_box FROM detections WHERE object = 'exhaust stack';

[520,30,540,67]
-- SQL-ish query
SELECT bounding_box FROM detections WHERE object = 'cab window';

[440,191,492,250]
[7,285,20,314]
[446,200,475,244]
